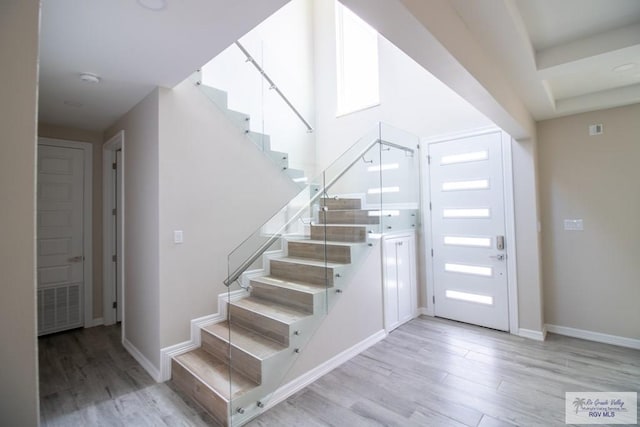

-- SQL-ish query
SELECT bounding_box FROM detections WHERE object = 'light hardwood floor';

[39,317,640,426]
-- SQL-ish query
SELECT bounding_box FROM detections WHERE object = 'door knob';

[489,254,505,261]
[68,256,83,263]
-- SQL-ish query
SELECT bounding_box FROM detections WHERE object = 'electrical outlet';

[563,219,584,231]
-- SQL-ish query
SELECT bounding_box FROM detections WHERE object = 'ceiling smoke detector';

[136,0,167,11]
[79,73,101,84]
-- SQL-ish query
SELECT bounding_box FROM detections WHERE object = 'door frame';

[102,131,125,327]
[37,137,94,327]
[421,128,519,334]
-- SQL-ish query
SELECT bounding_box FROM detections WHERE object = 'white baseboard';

[159,288,249,382]
[546,324,640,350]
[418,307,431,316]
[85,317,104,328]
[264,329,387,411]
[518,327,547,341]
[123,337,162,382]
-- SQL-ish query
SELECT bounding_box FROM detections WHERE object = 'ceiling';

[38,0,640,132]
[38,0,288,131]
[450,0,640,120]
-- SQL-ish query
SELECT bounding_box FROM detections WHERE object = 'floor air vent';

[38,284,82,335]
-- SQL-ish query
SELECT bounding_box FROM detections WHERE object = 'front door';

[429,132,509,331]
[37,144,85,335]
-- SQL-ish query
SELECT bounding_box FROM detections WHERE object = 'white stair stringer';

[195,82,308,187]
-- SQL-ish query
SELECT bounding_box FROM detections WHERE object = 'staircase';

[171,197,380,426]
[196,81,308,186]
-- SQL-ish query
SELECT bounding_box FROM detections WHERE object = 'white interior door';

[37,145,85,335]
[429,132,509,331]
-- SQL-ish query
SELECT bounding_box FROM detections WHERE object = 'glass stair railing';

[192,39,315,188]
[171,123,420,427]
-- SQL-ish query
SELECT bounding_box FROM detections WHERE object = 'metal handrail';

[235,41,314,133]
[224,138,414,286]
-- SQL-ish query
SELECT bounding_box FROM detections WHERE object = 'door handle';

[68,256,84,263]
[489,254,505,261]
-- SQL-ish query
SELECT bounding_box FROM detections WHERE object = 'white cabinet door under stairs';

[383,233,417,332]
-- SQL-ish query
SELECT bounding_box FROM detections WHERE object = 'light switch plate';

[174,230,184,244]
[563,219,584,231]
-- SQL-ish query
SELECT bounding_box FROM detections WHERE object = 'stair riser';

[201,330,262,385]
[310,225,367,242]
[250,281,318,313]
[229,304,290,346]
[226,109,250,132]
[246,132,271,151]
[321,198,361,210]
[172,360,229,427]
[269,260,335,287]
[287,241,351,263]
[266,150,288,170]
[319,210,380,224]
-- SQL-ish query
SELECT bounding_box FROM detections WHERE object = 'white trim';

[38,137,94,328]
[518,327,546,341]
[421,126,500,145]
[501,133,519,334]
[264,329,387,410]
[86,317,104,327]
[418,307,430,316]
[159,288,249,381]
[103,131,124,327]
[123,337,162,382]
[546,324,640,350]
[421,143,435,317]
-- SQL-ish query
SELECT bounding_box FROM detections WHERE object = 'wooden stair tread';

[203,321,285,360]
[252,276,328,294]
[174,348,256,400]
[273,256,347,268]
[232,296,310,324]
[286,238,359,247]
[311,223,368,227]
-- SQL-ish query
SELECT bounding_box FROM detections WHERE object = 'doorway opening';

[103,131,124,328]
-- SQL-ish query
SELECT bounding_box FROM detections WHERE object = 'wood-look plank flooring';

[39,317,640,426]
[38,324,217,427]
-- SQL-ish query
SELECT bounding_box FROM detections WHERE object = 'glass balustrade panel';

[226,123,419,425]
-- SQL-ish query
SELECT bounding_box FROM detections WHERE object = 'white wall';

[106,89,162,368]
[313,0,495,312]
[539,104,640,340]
[202,0,316,176]
[313,0,493,171]
[341,0,535,140]
[284,242,385,381]
[157,79,298,348]
[511,136,544,332]
[0,0,40,424]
